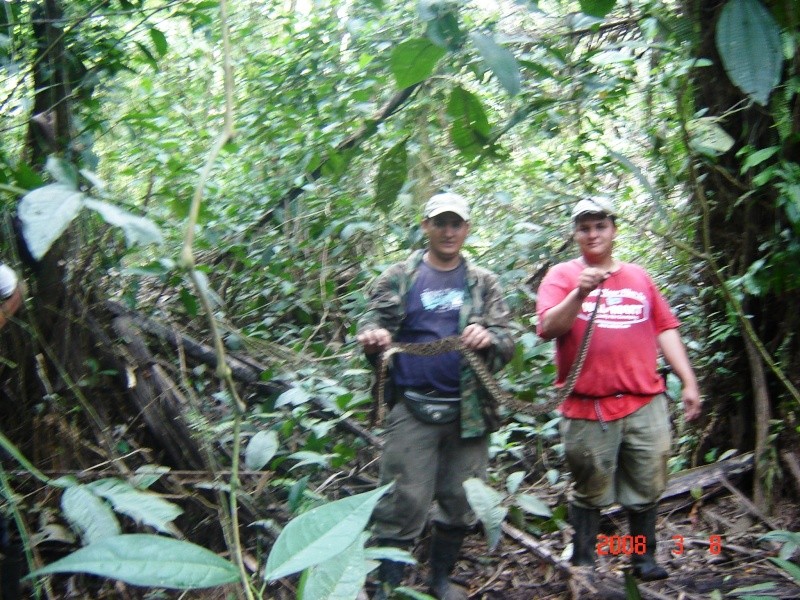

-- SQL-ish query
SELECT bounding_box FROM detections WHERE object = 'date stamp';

[595,534,724,556]
[670,534,723,556]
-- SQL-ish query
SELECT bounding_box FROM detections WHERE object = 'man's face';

[422,212,470,263]
[573,214,616,260]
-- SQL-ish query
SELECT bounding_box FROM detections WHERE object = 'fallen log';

[111,315,206,470]
[663,452,754,499]
[602,452,755,518]
[105,301,383,448]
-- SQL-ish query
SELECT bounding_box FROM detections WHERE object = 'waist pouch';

[402,389,461,425]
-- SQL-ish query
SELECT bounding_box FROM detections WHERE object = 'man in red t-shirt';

[536,197,701,581]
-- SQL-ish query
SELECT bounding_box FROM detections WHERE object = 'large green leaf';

[447,87,492,159]
[516,493,552,518]
[83,199,163,247]
[768,557,800,583]
[715,0,783,106]
[245,430,279,470]
[374,138,408,214]
[61,485,122,545]
[389,38,446,89]
[26,534,239,590]
[86,478,182,535]
[463,478,507,551]
[469,33,521,96]
[264,483,393,581]
[297,532,372,600]
[686,117,735,157]
[579,0,616,18]
[17,184,85,261]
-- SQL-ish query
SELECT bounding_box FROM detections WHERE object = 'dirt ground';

[379,494,800,600]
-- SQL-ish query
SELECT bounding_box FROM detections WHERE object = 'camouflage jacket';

[357,249,515,438]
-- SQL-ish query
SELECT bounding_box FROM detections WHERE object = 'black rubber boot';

[628,508,668,581]
[428,525,469,600]
[372,539,409,600]
[569,503,600,567]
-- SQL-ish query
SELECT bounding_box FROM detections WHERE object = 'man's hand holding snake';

[461,323,492,351]
[357,327,392,354]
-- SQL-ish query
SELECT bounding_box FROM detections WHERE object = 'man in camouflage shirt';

[357,192,514,600]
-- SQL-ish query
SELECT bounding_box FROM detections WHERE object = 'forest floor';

[372,492,800,600]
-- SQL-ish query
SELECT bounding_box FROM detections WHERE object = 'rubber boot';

[372,539,409,600]
[569,504,600,568]
[628,508,668,581]
[428,525,469,600]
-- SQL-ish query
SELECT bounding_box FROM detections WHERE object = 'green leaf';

[770,557,800,583]
[18,184,85,260]
[86,478,182,535]
[447,87,492,159]
[61,485,122,545]
[686,117,735,157]
[245,430,279,471]
[83,199,163,247]
[768,557,800,582]
[715,0,783,106]
[426,11,464,51]
[462,478,507,551]
[623,569,643,599]
[740,146,781,173]
[374,138,408,214]
[130,465,171,490]
[516,493,553,518]
[149,27,168,56]
[729,582,777,595]
[469,33,521,96]
[297,532,372,600]
[265,483,393,580]
[579,0,616,18]
[287,450,330,470]
[389,38,446,89]
[0,430,50,484]
[505,471,525,495]
[135,40,159,71]
[275,387,312,407]
[26,534,239,590]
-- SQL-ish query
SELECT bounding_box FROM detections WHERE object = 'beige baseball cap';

[571,196,617,221]
[423,193,470,221]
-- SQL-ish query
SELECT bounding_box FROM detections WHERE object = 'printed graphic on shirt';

[578,288,650,329]
[421,288,464,313]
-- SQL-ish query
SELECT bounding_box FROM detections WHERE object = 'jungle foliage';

[0,0,798,597]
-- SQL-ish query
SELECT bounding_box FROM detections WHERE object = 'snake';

[369,287,605,427]
[370,336,561,427]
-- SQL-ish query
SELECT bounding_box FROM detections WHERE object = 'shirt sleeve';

[535,263,574,337]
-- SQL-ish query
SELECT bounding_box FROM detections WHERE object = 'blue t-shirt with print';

[393,260,465,395]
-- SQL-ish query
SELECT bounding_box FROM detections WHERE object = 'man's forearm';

[539,288,584,339]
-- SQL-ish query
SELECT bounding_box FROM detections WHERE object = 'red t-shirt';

[536,259,680,421]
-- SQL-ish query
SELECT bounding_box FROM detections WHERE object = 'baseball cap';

[423,193,470,221]
[571,196,617,222]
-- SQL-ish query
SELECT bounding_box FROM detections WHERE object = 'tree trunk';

[685,0,800,508]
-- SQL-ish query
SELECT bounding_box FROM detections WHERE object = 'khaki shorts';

[560,394,672,511]
[370,401,489,541]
